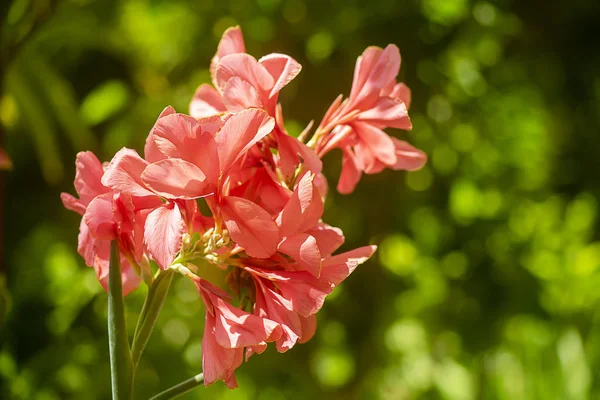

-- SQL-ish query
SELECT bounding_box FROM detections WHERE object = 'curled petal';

[222,77,263,111]
[189,84,227,118]
[276,172,324,238]
[278,233,322,277]
[201,309,243,388]
[211,26,246,88]
[215,108,275,172]
[337,147,362,195]
[216,53,274,95]
[142,159,214,200]
[320,245,377,287]
[305,223,345,256]
[101,148,155,197]
[349,44,401,109]
[197,281,282,349]
[358,97,411,130]
[352,121,397,165]
[220,196,279,258]
[390,138,427,171]
[61,193,86,216]
[144,106,176,163]
[298,314,317,344]
[144,203,185,269]
[84,193,116,240]
[258,53,302,99]
[390,82,411,109]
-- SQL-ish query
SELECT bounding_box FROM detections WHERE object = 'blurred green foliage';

[2,0,600,399]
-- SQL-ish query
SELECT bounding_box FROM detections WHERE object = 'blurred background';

[2,0,600,399]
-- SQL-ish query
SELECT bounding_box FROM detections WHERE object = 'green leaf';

[108,241,133,400]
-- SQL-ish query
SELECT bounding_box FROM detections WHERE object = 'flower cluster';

[61,26,426,388]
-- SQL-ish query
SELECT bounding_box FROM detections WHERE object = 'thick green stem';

[149,373,204,400]
[131,269,174,368]
[108,241,133,399]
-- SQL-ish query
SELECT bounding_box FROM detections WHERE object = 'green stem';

[131,269,174,368]
[149,373,205,400]
[108,241,133,400]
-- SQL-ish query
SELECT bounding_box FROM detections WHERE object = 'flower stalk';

[149,373,205,400]
[108,241,134,400]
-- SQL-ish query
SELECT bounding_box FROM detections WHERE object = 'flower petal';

[144,106,176,163]
[320,245,377,287]
[278,233,322,277]
[258,53,302,99]
[220,196,279,258]
[305,222,345,256]
[216,53,274,95]
[211,26,246,89]
[358,97,411,130]
[214,108,275,173]
[276,172,324,238]
[390,138,427,171]
[337,147,362,195]
[144,203,185,269]
[222,76,263,112]
[352,121,397,165]
[101,148,155,197]
[84,193,116,239]
[189,84,227,118]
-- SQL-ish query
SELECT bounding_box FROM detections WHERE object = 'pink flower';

[195,279,281,388]
[61,152,159,294]
[314,45,427,194]
[190,26,302,118]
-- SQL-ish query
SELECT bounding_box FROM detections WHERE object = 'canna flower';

[61,152,160,294]
[60,25,422,391]
[190,26,302,119]
[313,45,427,194]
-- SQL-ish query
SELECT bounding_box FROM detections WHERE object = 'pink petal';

[390,82,411,109]
[352,121,397,165]
[189,84,227,118]
[201,309,243,388]
[320,245,377,287]
[253,279,301,352]
[214,108,275,173]
[73,151,110,205]
[358,97,411,130]
[298,314,317,344]
[349,45,401,109]
[84,193,116,239]
[216,53,274,95]
[144,106,176,163]
[211,26,246,89]
[249,268,330,318]
[337,147,362,195]
[141,159,214,200]
[276,172,324,238]
[220,196,279,258]
[305,223,345,256]
[61,193,86,216]
[277,133,323,179]
[258,53,302,99]
[144,203,185,269]
[390,138,427,171]
[101,148,155,197]
[198,282,282,349]
[222,77,263,111]
[278,233,322,277]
